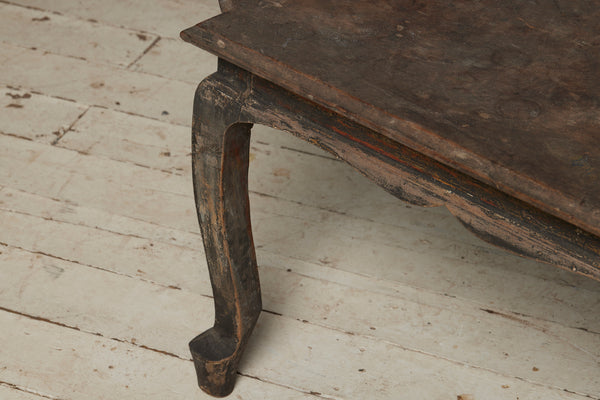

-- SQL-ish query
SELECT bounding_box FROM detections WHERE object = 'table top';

[182,0,600,236]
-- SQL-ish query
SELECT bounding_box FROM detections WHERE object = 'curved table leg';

[189,77,261,397]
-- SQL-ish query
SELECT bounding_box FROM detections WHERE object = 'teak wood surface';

[181,0,600,397]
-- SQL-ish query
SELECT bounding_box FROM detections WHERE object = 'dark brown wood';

[235,62,600,280]
[189,70,261,397]
[181,1,600,397]
[216,0,236,12]
[187,59,600,397]
[182,0,600,237]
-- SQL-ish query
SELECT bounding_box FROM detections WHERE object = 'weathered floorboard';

[6,0,220,39]
[0,86,88,144]
[1,134,598,326]
[1,2,599,398]
[0,384,50,400]
[0,3,158,67]
[0,311,317,400]
[1,245,597,398]
[0,42,195,126]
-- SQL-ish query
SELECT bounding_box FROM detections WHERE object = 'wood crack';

[0,241,185,292]
[0,380,64,400]
[0,306,191,361]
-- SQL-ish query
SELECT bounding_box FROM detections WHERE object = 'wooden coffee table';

[181,0,600,396]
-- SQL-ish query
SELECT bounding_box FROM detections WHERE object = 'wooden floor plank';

[0,244,207,358]
[0,133,497,261]
[1,245,597,398]
[59,107,191,174]
[5,0,220,39]
[1,134,598,330]
[5,125,600,298]
[0,186,201,251]
[0,43,195,126]
[0,209,206,291]
[1,212,598,395]
[0,3,157,67]
[129,37,217,84]
[0,311,318,400]
[60,106,335,174]
[0,86,87,144]
[246,313,596,400]
[0,383,53,400]
[2,184,598,328]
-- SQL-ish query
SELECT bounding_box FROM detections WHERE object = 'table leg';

[189,78,261,397]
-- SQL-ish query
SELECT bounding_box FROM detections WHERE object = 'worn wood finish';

[181,0,600,237]
[182,1,600,397]
[190,72,261,397]
[217,0,235,12]
[2,2,600,399]
[235,62,600,279]
[187,59,600,396]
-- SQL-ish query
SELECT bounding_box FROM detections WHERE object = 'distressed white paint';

[0,43,195,126]
[0,384,52,400]
[0,4,157,67]
[8,0,220,39]
[0,86,87,143]
[0,2,599,399]
[0,312,316,400]
[2,134,597,318]
[1,242,598,395]
[130,37,218,83]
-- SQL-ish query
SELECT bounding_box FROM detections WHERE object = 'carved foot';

[189,327,240,397]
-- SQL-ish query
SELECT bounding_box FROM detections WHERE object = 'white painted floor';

[0,1,599,399]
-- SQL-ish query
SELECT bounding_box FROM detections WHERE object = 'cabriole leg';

[189,76,261,397]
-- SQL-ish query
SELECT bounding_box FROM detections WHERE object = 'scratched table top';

[181,0,600,236]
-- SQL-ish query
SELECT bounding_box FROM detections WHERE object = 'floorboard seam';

[0,0,169,38]
[0,380,63,400]
[51,107,91,145]
[1,203,596,335]
[0,306,192,362]
[127,36,162,70]
[0,205,200,249]
[0,241,187,292]
[237,372,345,400]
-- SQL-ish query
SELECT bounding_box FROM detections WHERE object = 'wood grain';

[1,2,598,398]
[189,75,261,396]
[181,0,600,237]
[214,60,600,281]
[184,59,599,395]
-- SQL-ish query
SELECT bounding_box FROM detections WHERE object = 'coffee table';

[181,0,600,396]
